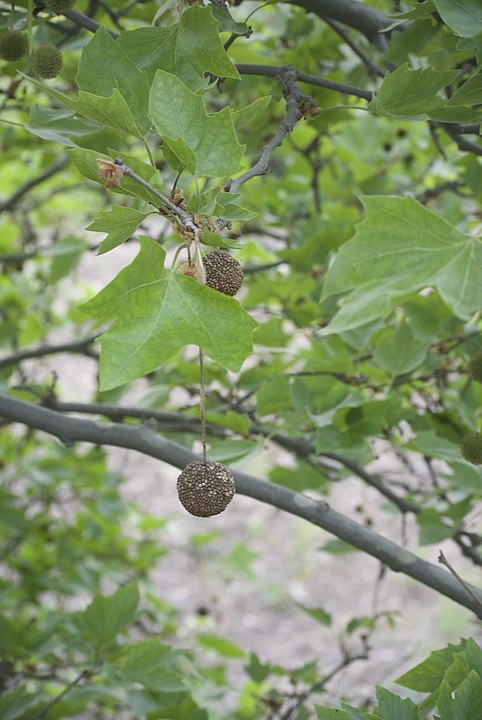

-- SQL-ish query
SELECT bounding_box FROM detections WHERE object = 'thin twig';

[30,670,91,720]
[0,334,100,369]
[114,160,201,238]
[438,550,482,610]
[0,157,69,213]
[227,66,319,193]
[322,16,385,77]
[445,130,482,157]
[278,651,369,720]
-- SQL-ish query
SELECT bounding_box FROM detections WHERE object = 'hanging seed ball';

[203,249,244,296]
[460,432,482,465]
[45,0,76,12]
[467,351,482,384]
[177,461,236,517]
[0,31,29,62]
[32,44,63,79]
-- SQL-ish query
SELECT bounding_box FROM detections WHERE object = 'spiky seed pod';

[0,31,29,62]
[45,0,76,12]
[177,461,235,517]
[467,351,482,384]
[31,44,63,79]
[460,432,482,465]
[203,249,243,296]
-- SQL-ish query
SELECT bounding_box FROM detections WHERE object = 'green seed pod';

[31,44,63,79]
[45,0,76,12]
[467,351,482,384]
[460,432,482,465]
[0,31,29,62]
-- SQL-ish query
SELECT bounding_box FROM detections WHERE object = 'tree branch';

[1,392,481,619]
[443,128,482,157]
[227,66,321,193]
[0,157,69,214]
[235,63,372,101]
[321,16,385,77]
[36,398,482,566]
[0,334,100,370]
[282,0,392,46]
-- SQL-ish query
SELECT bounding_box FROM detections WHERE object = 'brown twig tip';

[96,159,123,189]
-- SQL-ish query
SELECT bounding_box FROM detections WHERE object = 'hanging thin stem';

[143,138,156,169]
[199,348,207,464]
[171,242,190,269]
[171,171,182,198]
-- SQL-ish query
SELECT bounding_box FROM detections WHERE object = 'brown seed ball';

[0,31,29,62]
[460,432,482,465]
[177,461,235,517]
[467,351,482,384]
[203,249,243,296]
[32,44,63,79]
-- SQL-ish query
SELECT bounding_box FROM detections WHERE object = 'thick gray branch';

[1,393,481,619]
[284,0,391,46]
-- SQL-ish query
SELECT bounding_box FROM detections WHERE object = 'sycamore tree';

[1,0,482,717]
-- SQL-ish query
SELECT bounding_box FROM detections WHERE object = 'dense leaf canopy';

[0,0,481,718]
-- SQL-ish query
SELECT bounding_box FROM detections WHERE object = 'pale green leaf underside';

[446,70,482,107]
[25,105,100,147]
[322,195,482,334]
[369,64,457,119]
[433,0,482,38]
[86,206,150,255]
[149,70,244,177]
[82,237,257,389]
[437,673,482,720]
[117,4,240,91]
[76,28,151,136]
[22,75,143,138]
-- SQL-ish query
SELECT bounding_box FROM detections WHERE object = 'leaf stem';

[438,550,482,610]
[143,138,156,169]
[30,670,91,720]
[199,348,207,464]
